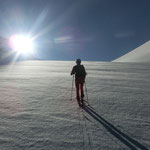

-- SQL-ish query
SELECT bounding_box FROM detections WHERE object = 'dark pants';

[75,78,84,100]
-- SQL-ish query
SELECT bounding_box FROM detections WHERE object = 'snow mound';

[113,40,150,62]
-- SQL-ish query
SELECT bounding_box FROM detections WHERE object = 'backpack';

[74,65,86,78]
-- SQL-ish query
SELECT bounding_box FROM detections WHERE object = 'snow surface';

[0,61,150,150]
[113,40,150,62]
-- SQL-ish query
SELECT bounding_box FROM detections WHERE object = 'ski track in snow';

[0,61,150,150]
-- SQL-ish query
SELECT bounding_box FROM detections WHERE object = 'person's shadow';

[83,105,149,150]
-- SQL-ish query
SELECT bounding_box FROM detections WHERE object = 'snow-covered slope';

[0,61,150,150]
[113,40,150,62]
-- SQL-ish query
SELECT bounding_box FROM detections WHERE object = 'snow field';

[0,61,150,149]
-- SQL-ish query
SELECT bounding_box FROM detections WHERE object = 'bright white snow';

[113,40,150,62]
[0,61,150,150]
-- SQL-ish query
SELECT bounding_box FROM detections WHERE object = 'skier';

[71,58,87,106]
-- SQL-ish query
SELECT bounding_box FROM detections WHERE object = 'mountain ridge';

[113,40,150,62]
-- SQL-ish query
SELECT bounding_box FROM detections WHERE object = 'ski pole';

[84,81,89,102]
[70,75,74,100]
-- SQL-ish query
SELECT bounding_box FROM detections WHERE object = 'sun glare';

[10,34,34,55]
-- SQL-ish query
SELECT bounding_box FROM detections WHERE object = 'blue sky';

[1,0,150,61]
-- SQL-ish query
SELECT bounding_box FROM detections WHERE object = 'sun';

[10,34,34,55]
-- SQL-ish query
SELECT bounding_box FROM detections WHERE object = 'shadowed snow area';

[114,40,150,62]
[0,61,150,150]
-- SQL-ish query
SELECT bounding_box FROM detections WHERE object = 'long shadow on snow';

[83,105,148,150]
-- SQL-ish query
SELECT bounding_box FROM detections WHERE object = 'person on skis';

[71,58,87,105]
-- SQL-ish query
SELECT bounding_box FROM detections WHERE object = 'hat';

[76,58,81,64]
